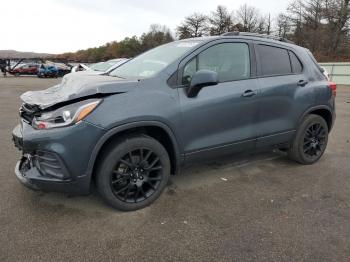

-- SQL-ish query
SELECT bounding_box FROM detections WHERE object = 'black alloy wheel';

[110,148,163,203]
[302,123,327,159]
[96,135,170,211]
[288,114,329,164]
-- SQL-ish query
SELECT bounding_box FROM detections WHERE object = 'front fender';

[84,120,183,182]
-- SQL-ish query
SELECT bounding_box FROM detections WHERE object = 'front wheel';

[288,114,329,164]
[96,135,170,211]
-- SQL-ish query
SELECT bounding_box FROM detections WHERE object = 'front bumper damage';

[15,158,39,191]
[12,120,105,194]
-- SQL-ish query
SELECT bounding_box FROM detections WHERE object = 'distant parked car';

[71,64,90,73]
[9,64,39,76]
[57,67,71,77]
[37,64,58,78]
[89,58,129,73]
[64,59,129,81]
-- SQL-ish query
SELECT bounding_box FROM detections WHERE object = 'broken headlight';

[32,99,101,129]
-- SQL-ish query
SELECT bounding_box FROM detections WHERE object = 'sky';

[1,0,290,54]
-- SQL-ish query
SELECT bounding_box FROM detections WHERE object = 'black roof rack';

[221,31,295,44]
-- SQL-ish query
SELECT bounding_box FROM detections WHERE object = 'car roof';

[178,34,301,50]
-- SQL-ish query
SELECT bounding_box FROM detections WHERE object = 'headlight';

[33,99,101,129]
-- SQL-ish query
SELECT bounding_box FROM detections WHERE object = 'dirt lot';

[0,76,349,262]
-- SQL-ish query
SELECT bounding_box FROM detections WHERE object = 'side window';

[183,58,197,85]
[182,43,250,85]
[257,45,292,76]
[289,51,303,74]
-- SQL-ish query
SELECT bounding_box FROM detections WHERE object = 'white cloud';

[0,0,290,53]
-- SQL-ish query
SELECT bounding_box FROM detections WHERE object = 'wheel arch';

[299,105,334,131]
[86,121,183,184]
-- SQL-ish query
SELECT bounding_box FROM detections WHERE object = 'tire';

[96,135,171,211]
[288,114,328,164]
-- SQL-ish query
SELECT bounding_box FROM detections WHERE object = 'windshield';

[109,40,202,79]
[90,59,125,72]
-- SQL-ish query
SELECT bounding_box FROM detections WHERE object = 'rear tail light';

[328,81,336,97]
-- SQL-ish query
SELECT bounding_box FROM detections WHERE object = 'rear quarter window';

[257,45,292,76]
[289,51,303,74]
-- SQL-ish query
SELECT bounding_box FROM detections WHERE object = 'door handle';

[297,79,308,87]
[242,90,257,98]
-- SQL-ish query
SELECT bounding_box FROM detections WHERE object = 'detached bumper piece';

[15,159,39,191]
[15,152,72,191]
[15,153,89,194]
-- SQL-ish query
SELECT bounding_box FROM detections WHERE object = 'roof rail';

[221,31,295,44]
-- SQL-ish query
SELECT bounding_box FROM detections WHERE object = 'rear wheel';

[96,135,170,211]
[288,114,328,164]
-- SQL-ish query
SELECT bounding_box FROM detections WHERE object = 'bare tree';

[324,0,350,56]
[176,13,209,39]
[287,0,306,45]
[256,15,268,34]
[304,0,324,52]
[266,13,272,35]
[277,13,291,38]
[208,5,233,35]
[236,4,260,32]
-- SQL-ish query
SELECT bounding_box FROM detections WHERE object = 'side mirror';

[186,70,218,98]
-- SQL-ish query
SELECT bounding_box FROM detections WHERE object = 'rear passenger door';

[255,43,306,148]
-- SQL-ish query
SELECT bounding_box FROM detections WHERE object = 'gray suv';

[12,33,336,211]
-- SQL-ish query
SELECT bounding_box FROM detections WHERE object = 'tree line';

[55,0,350,62]
[55,24,173,62]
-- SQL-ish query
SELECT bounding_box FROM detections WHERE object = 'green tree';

[117,36,142,58]
[176,13,208,39]
[208,5,233,35]
[140,24,174,51]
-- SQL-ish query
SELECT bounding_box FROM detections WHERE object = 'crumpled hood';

[20,74,139,109]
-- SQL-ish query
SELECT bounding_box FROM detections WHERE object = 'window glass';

[183,57,197,85]
[109,40,202,79]
[289,51,303,74]
[182,43,250,84]
[257,45,292,76]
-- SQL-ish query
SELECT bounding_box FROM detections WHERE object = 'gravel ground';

[0,76,350,262]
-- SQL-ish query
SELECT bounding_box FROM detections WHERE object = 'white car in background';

[71,58,128,74]
[320,66,330,81]
[62,58,129,84]
[89,59,129,73]
[71,63,90,73]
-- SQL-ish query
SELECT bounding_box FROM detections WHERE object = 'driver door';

[177,41,260,162]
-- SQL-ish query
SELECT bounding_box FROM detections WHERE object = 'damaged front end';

[20,73,138,109]
[12,74,136,193]
[12,120,74,192]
